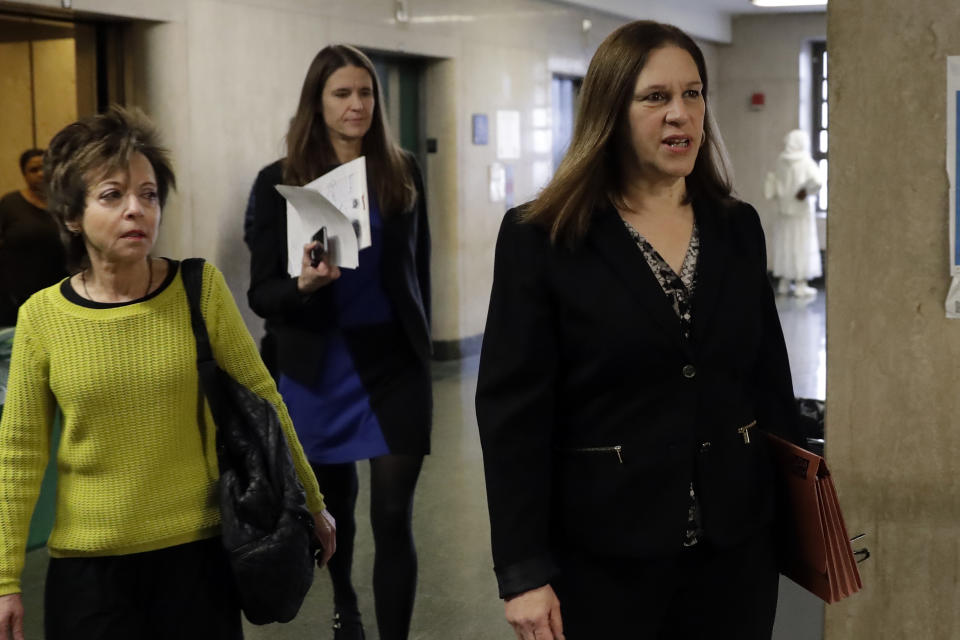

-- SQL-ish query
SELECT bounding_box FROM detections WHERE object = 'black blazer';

[245,157,431,386]
[475,199,801,598]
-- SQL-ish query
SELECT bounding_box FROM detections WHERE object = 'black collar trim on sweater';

[60,258,180,309]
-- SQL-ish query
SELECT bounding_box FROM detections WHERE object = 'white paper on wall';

[497,110,521,160]
[945,57,960,318]
[489,162,505,202]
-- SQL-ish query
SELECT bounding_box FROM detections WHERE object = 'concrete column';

[826,1,960,637]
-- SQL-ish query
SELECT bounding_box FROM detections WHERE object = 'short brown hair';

[283,45,415,215]
[524,21,733,246]
[44,105,176,267]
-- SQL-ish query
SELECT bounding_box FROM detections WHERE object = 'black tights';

[311,454,423,640]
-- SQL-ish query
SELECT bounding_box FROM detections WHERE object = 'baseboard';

[431,334,483,361]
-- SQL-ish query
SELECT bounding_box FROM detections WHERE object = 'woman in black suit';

[245,45,431,640]
[476,21,801,640]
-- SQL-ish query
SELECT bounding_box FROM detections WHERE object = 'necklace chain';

[81,258,153,303]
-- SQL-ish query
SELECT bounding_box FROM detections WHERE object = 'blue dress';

[278,194,428,464]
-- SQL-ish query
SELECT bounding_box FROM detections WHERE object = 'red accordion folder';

[765,433,862,603]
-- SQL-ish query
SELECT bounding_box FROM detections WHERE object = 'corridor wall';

[0,0,724,355]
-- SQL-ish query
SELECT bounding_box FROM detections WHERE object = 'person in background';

[245,44,431,640]
[0,106,334,640]
[764,129,823,297]
[0,149,68,326]
[476,20,802,639]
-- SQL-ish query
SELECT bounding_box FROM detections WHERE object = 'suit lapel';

[586,204,685,347]
[690,199,729,343]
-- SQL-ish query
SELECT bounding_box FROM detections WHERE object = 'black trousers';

[553,528,779,639]
[44,537,243,640]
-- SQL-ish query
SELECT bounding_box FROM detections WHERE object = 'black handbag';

[181,258,316,625]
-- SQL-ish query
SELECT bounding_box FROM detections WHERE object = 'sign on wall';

[496,110,521,160]
[946,57,960,318]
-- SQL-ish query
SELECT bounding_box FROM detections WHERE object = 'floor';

[18,290,827,639]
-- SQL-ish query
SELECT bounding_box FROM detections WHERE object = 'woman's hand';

[297,242,341,294]
[0,594,25,640]
[312,509,336,568]
[504,584,564,640]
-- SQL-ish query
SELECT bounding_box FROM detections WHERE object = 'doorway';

[365,50,428,172]
[0,9,127,551]
[0,11,126,195]
[551,73,582,175]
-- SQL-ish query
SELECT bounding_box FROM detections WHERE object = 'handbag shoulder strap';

[181,257,215,367]
[181,257,228,440]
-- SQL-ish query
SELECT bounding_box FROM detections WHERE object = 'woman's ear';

[65,220,82,235]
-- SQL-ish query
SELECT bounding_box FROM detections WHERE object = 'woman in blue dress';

[244,44,431,640]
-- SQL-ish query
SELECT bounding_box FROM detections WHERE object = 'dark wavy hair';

[283,44,415,215]
[44,105,176,268]
[524,20,733,246]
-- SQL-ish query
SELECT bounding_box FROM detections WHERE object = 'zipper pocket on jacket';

[737,420,758,444]
[562,445,624,464]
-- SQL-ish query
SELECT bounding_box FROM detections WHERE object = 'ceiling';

[561,0,826,43]
[670,0,826,13]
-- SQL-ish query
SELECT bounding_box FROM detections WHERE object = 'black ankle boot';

[332,611,365,640]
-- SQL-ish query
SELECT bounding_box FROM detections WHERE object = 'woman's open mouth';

[663,135,692,150]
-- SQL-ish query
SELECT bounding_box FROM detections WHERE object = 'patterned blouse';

[622,219,704,547]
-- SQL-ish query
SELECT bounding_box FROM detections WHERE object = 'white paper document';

[277,156,370,274]
[276,185,360,270]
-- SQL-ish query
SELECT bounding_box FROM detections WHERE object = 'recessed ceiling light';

[751,0,827,6]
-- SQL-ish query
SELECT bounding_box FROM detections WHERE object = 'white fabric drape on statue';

[764,130,823,281]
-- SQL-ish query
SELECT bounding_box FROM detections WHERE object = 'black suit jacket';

[245,157,431,386]
[475,199,801,598]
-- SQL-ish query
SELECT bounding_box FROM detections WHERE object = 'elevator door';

[366,51,426,171]
[0,13,124,195]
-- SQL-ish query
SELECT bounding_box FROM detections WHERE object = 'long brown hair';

[524,21,732,246]
[283,44,415,215]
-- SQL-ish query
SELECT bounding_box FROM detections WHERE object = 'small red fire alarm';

[750,92,765,111]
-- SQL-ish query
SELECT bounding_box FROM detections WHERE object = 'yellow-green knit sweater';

[0,260,324,596]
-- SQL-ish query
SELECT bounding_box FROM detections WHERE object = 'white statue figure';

[764,129,823,297]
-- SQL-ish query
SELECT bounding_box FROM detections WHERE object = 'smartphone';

[309,227,327,267]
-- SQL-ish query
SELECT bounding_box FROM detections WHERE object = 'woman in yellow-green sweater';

[0,106,336,640]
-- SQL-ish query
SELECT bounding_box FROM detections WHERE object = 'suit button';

[699,442,711,453]
[682,364,696,379]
